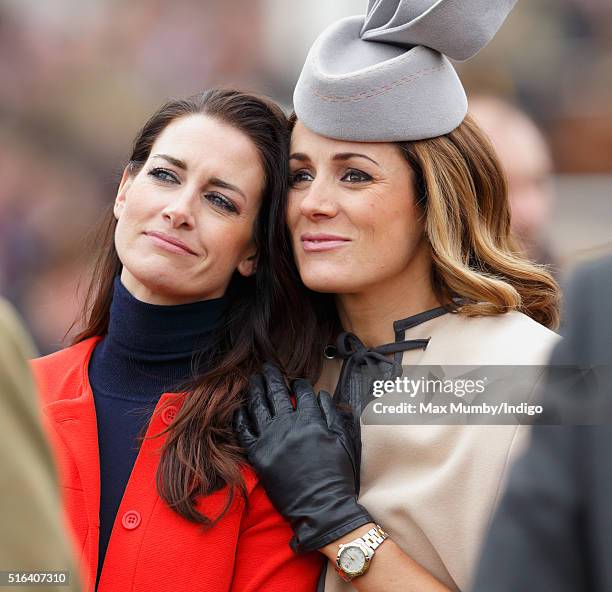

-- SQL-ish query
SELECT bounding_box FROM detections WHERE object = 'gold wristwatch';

[334,524,389,582]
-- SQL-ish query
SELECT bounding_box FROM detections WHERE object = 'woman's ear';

[237,250,258,277]
[114,166,134,220]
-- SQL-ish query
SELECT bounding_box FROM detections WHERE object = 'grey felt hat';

[293,0,518,142]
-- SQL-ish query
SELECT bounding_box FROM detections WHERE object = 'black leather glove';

[235,363,373,553]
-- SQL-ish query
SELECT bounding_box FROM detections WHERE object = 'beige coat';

[319,310,560,591]
[0,298,80,591]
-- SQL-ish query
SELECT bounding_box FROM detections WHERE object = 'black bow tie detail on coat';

[332,331,430,417]
[336,331,430,367]
[320,305,453,509]
[327,304,455,417]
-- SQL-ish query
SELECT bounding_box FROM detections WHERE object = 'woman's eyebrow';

[152,153,187,169]
[332,152,379,166]
[289,152,379,166]
[209,177,246,200]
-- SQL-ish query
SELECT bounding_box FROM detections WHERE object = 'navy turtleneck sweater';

[89,277,226,585]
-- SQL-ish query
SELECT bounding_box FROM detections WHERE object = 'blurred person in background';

[0,135,105,354]
[0,297,80,592]
[236,1,562,591]
[469,96,559,273]
[472,253,612,591]
[30,89,321,592]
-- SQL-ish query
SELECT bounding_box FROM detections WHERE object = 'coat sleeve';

[472,257,612,592]
[0,299,81,590]
[471,424,583,591]
[230,481,323,592]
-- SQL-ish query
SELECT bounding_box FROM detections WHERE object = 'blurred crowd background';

[0,0,611,354]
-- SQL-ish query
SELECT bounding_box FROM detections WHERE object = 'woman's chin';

[122,266,189,302]
[299,268,357,295]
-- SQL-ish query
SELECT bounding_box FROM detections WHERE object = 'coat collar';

[326,304,454,415]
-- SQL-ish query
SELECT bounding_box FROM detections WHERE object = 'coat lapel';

[41,343,102,590]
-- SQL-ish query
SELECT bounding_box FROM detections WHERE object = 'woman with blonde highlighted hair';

[235,1,560,591]
[398,113,558,328]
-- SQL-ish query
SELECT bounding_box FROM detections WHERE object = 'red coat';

[32,337,322,592]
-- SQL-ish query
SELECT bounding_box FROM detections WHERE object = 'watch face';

[338,545,367,574]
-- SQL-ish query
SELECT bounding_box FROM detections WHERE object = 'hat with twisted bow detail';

[293,0,518,142]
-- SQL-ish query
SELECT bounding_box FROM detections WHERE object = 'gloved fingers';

[292,379,319,413]
[262,363,294,416]
[234,407,258,450]
[247,373,272,433]
[317,389,337,430]
[319,391,362,485]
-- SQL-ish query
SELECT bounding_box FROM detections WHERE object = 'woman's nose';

[299,178,339,220]
[161,188,197,229]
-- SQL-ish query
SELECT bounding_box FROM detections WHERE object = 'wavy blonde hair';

[398,114,560,329]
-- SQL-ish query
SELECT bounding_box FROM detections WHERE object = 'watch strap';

[360,524,388,551]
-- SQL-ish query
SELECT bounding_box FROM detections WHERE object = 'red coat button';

[122,510,141,530]
[161,405,178,426]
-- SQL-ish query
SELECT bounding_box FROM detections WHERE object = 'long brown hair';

[285,113,560,334]
[74,89,323,525]
[398,114,559,328]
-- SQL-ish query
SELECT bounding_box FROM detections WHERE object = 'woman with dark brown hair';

[31,89,322,592]
[236,2,561,591]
